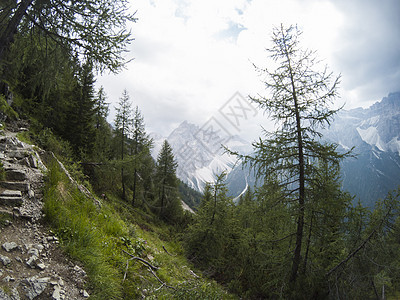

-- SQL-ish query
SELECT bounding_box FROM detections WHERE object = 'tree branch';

[122,249,159,271]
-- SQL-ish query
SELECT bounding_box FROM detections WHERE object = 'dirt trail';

[0,127,89,300]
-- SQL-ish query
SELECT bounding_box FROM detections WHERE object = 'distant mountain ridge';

[150,120,251,192]
[323,91,400,206]
[152,92,400,207]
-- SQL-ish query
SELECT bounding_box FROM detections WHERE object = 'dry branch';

[162,245,177,256]
[122,249,159,270]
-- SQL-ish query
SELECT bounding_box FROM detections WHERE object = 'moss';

[0,212,12,229]
[0,95,18,120]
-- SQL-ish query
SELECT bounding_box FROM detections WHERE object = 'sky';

[97,0,400,141]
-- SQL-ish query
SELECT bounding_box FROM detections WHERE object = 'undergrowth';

[42,155,234,299]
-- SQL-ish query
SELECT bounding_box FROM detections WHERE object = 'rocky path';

[0,128,89,300]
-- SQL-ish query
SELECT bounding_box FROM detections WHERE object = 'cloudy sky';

[97,0,400,141]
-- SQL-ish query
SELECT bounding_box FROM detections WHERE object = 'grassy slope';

[42,156,235,299]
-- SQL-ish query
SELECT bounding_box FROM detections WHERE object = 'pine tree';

[94,86,109,130]
[114,89,132,200]
[155,140,182,222]
[184,174,233,267]
[67,61,96,157]
[129,106,152,206]
[92,86,112,162]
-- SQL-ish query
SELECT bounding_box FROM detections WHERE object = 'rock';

[2,275,15,282]
[52,285,64,300]
[36,261,46,270]
[74,265,87,277]
[80,289,90,298]
[0,190,22,197]
[28,154,38,169]
[27,247,40,257]
[0,287,20,300]
[5,169,27,181]
[0,195,23,207]
[21,276,50,300]
[8,150,29,159]
[2,241,18,252]
[0,181,29,192]
[58,278,65,287]
[0,254,11,266]
[26,256,37,268]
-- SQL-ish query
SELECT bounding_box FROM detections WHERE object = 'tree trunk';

[132,168,137,206]
[0,0,33,62]
[288,61,305,285]
[121,122,126,200]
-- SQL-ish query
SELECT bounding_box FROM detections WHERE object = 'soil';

[0,125,89,300]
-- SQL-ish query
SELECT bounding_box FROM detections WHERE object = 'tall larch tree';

[230,24,348,288]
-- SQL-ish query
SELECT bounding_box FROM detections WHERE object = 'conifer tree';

[155,140,182,222]
[0,0,136,74]
[92,87,112,162]
[185,174,234,267]
[67,61,96,157]
[114,89,132,200]
[94,86,109,130]
[230,24,348,286]
[129,106,152,206]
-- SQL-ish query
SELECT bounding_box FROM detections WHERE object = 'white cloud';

[97,0,399,140]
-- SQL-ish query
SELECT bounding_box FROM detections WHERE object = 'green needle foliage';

[232,24,348,286]
[0,0,136,73]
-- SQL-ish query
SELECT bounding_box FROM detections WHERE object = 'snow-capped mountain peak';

[151,120,250,192]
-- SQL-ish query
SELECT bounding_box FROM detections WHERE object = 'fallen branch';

[123,258,132,282]
[162,245,177,257]
[122,250,159,270]
[189,269,200,279]
[147,267,176,291]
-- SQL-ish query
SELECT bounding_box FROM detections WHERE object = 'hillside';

[0,124,234,299]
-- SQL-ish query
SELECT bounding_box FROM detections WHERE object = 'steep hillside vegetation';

[0,124,235,299]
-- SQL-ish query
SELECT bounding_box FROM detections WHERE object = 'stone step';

[5,169,27,181]
[0,190,22,197]
[0,190,23,207]
[0,181,30,192]
[0,196,23,207]
[8,150,30,159]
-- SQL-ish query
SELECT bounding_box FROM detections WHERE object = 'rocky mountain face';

[0,128,89,300]
[323,92,400,206]
[154,92,400,207]
[151,120,251,193]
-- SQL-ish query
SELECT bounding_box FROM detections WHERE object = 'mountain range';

[152,92,400,207]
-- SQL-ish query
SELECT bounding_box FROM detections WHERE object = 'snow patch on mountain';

[150,121,249,192]
[356,126,386,151]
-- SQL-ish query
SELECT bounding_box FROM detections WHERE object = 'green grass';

[42,156,235,299]
[0,212,12,229]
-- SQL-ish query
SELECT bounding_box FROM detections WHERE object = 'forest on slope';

[1,2,400,299]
